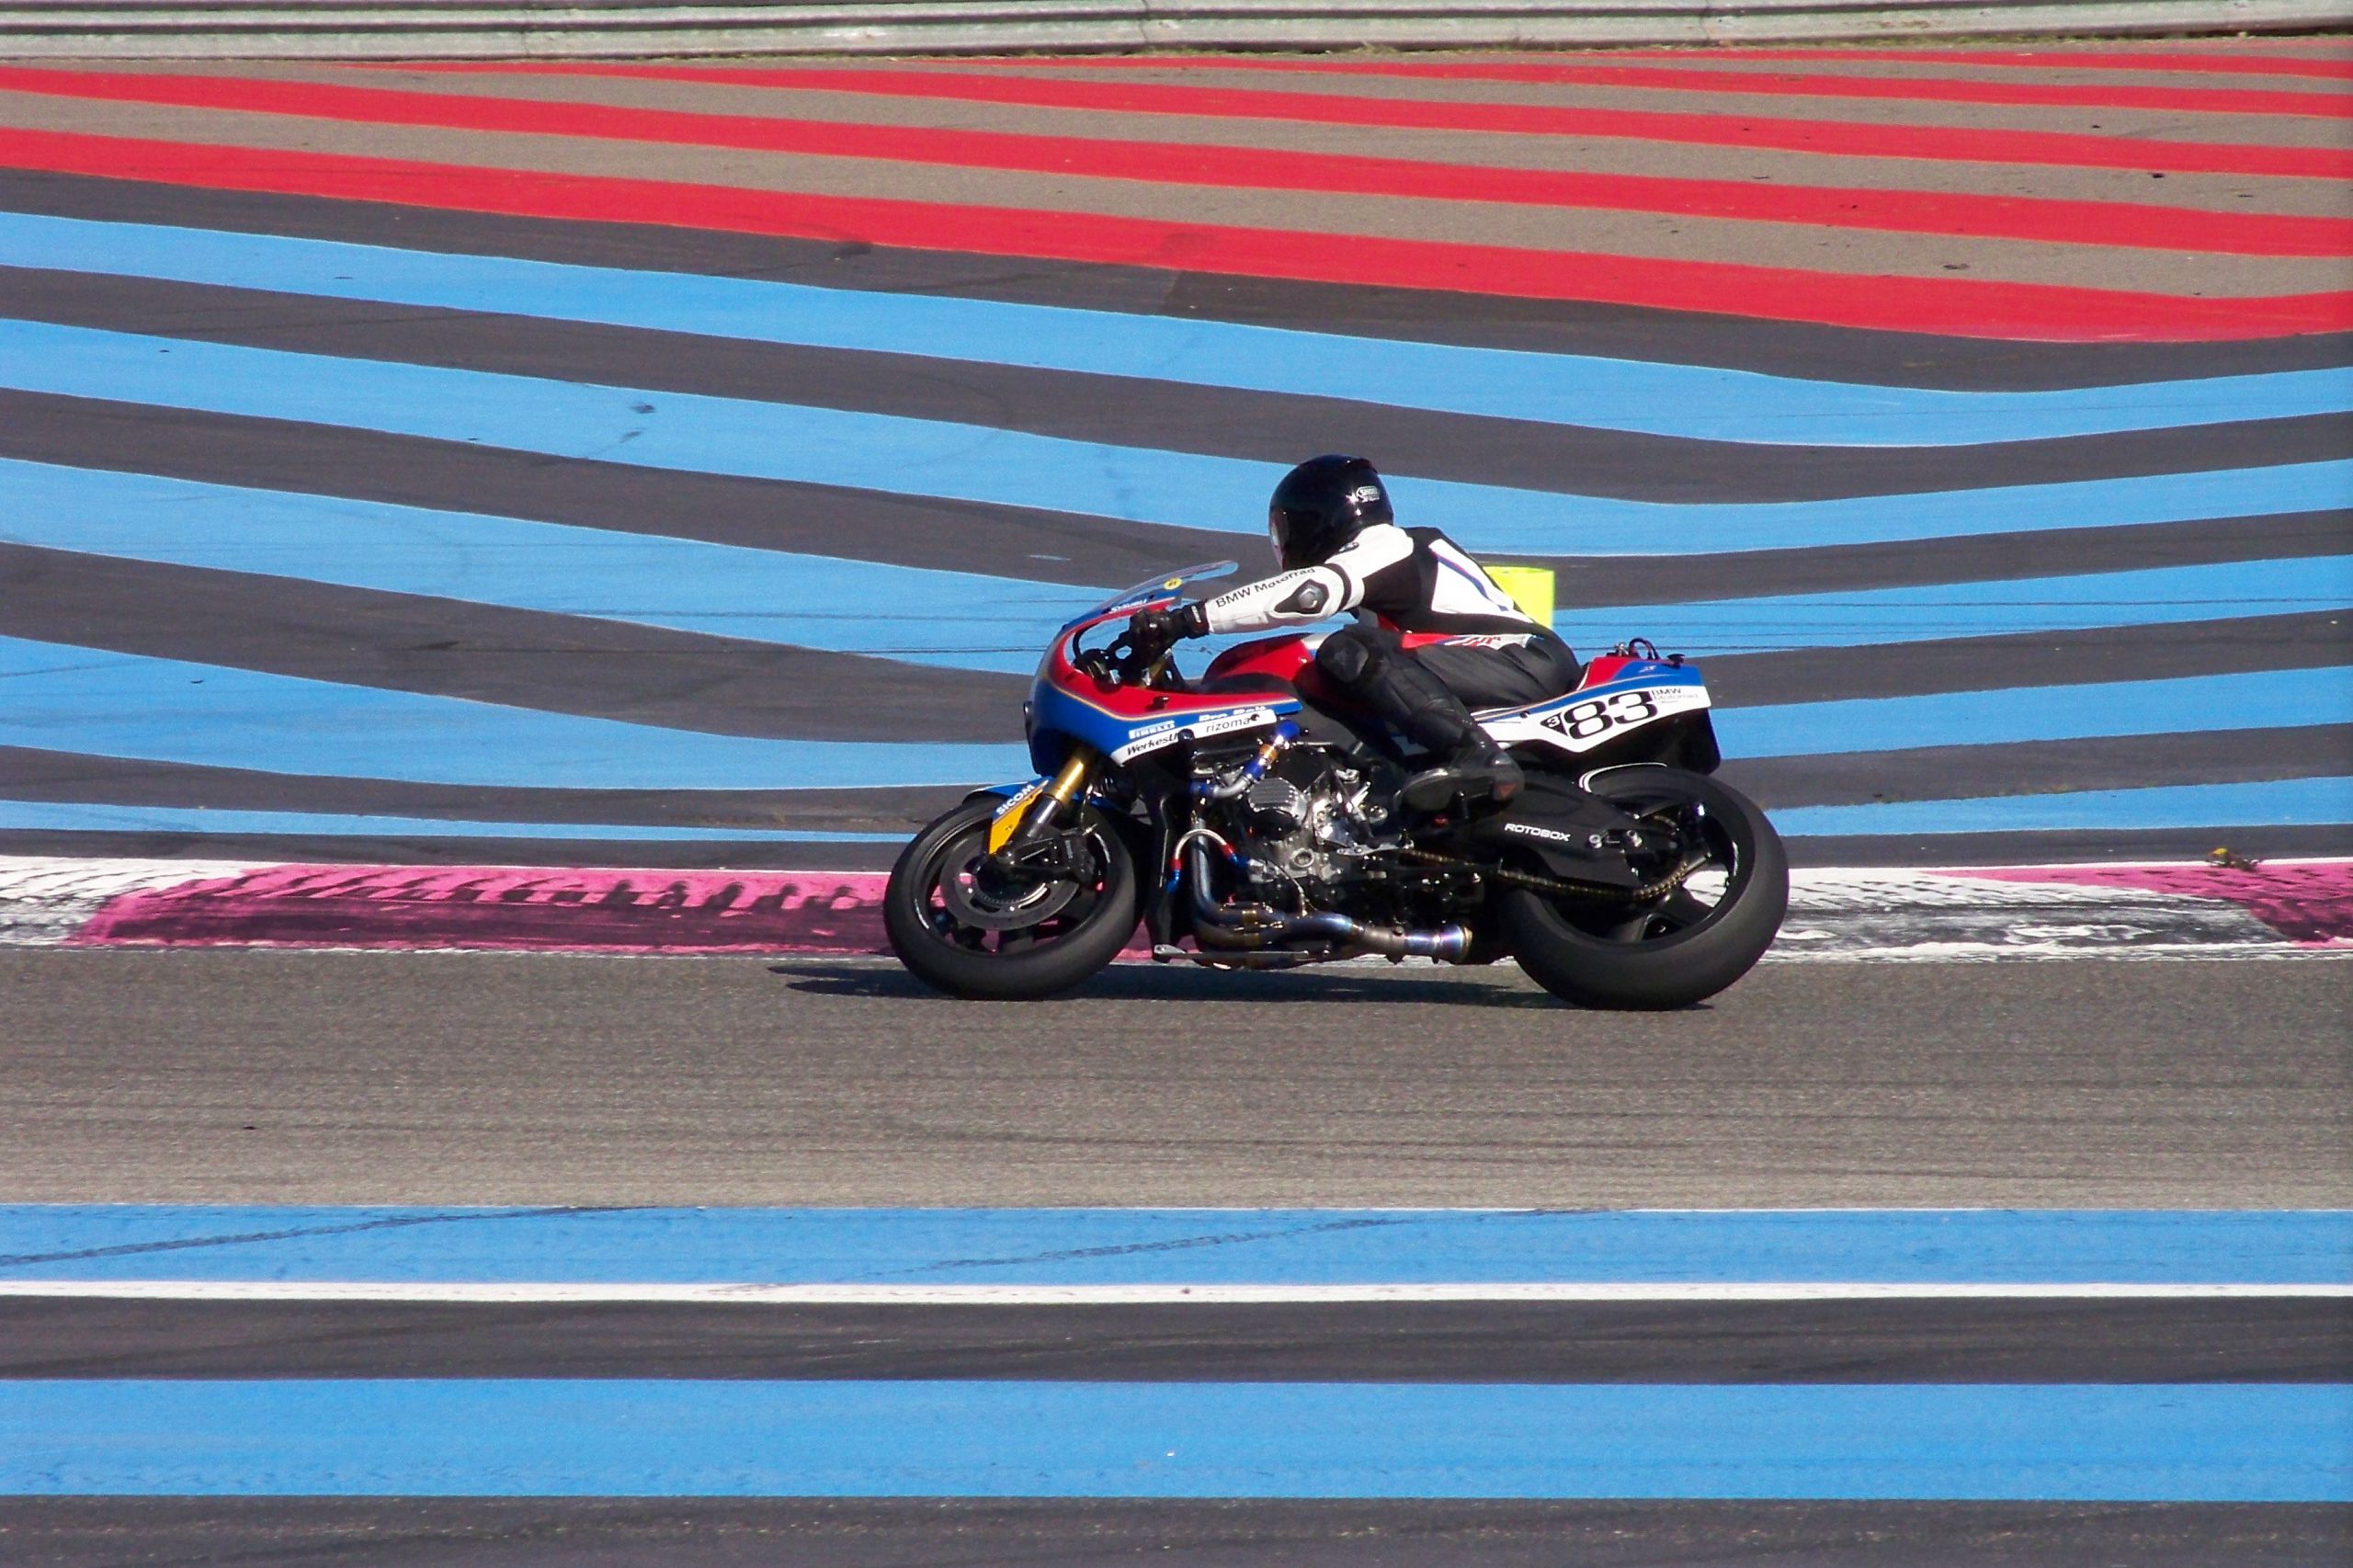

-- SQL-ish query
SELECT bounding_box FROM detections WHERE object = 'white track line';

[4,1281,2344,1302]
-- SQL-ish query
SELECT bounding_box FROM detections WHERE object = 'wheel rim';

[907,821,1117,959]
[1549,790,1751,948]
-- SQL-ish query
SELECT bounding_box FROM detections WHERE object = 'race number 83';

[1547,688,1659,740]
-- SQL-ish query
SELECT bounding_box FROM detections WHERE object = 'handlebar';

[1075,610,1184,690]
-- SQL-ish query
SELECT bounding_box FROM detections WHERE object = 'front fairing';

[1025,561,1302,776]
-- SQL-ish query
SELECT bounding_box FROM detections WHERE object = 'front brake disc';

[940,839,1083,931]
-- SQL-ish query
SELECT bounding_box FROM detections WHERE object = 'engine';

[1182,729,1474,964]
[1211,747,1381,907]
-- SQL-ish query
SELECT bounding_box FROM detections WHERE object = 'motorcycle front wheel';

[1498,767,1786,1010]
[884,798,1140,999]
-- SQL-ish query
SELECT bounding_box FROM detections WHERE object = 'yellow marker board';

[1483,564,1555,628]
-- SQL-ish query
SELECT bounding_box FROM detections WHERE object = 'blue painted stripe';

[5,1374,2334,1497]
[7,210,2349,448]
[0,457,1102,676]
[1563,554,2353,655]
[0,633,1030,791]
[4,1381,2342,1500]
[0,801,902,841]
[5,1207,2342,1284]
[1722,666,2353,759]
[20,460,2334,687]
[1776,776,2353,835]
[4,630,2339,791]
[4,321,2346,558]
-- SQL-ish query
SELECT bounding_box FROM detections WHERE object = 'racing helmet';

[1267,454,1392,570]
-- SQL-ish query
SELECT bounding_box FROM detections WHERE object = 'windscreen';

[1061,561,1239,631]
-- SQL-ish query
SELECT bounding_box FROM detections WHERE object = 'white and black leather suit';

[1197,522,1581,716]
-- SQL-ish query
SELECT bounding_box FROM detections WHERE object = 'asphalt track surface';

[4,949,2349,1561]
[4,1498,2339,1568]
[6,950,2345,1207]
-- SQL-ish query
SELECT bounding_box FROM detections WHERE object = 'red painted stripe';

[0,126,2344,341]
[379,62,2353,182]
[1588,47,2353,82]
[967,53,2353,119]
[990,47,2353,84]
[0,67,2335,257]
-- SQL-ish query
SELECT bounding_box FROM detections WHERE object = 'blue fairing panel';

[1028,682,1301,776]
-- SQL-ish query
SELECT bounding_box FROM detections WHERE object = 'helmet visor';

[1269,505,1322,569]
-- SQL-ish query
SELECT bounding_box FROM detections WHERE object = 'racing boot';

[1399,716,1524,815]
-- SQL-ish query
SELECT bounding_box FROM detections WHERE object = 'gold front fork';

[987,744,1099,855]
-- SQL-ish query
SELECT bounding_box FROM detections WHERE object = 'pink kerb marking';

[1944,859,2353,945]
[72,864,894,953]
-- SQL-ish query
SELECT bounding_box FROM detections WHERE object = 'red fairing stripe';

[1576,656,1636,689]
[1,128,2345,340]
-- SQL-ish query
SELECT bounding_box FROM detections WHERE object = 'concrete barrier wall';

[2,0,2347,60]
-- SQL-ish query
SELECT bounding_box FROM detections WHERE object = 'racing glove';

[1127,601,1208,654]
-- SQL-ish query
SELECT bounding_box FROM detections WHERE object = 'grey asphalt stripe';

[15,268,2347,506]
[2,1497,2341,1568]
[1433,52,2344,92]
[1543,512,2353,605]
[261,62,2349,217]
[912,58,2353,148]
[0,544,1029,744]
[34,389,2344,624]
[0,744,965,839]
[86,52,2353,151]
[5,952,2342,1206]
[1723,724,2353,811]
[8,171,2344,391]
[1697,611,2353,705]
[0,391,1233,591]
[0,91,2332,297]
[5,1299,2341,1382]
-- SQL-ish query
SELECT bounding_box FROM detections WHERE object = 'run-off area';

[2,1207,2347,1506]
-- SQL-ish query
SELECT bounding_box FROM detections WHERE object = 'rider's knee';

[1315,626,1383,688]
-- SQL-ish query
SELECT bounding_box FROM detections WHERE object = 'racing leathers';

[1188,523,1580,811]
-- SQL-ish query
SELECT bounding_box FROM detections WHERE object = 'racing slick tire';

[886,798,1140,1000]
[1498,768,1786,1011]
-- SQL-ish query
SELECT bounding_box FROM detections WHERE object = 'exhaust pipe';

[1185,842,1469,961]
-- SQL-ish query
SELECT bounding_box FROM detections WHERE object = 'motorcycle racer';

[1131,454,1578,812]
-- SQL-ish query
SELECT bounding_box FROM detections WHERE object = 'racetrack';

[6,949,2345,1207]
[6,949,2349,1559]
[3,31,2350,1560]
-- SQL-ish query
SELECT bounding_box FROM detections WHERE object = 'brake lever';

[1083,641,1133,690]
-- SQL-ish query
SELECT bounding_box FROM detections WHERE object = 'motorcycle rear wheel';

[1498,767,1786,1010]
[885,798,1140,1000]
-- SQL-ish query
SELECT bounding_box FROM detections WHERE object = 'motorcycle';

[885,562,1786,1007]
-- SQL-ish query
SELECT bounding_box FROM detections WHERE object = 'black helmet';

[1268,454,1392,569]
